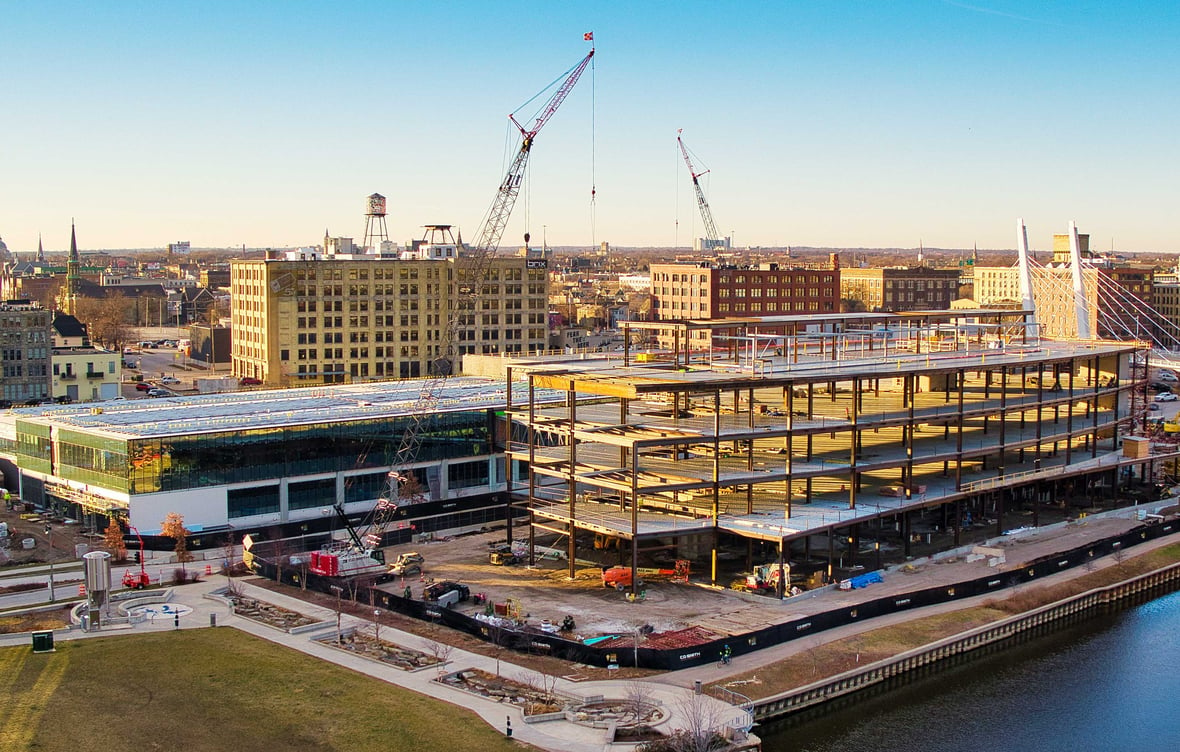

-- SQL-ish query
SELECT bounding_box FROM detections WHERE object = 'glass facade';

[126,411,489,494]
[56,428,129,491]
[288,477,336,511]
[14,409,492,496]
[447,459,490,490]
[13,420,52,475]
[228,485,280,519]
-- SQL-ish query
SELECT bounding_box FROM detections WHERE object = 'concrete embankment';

[749,557,1180,723]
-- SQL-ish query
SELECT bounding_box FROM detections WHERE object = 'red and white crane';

[344,39,597,563]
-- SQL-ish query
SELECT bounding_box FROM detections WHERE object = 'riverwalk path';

[2,504,1177,751]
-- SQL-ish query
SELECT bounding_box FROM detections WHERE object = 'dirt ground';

[369,511,1165,646]
[0,504,98,569]
[373,526,750,640]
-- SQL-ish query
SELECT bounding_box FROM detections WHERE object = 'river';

[760,590,1180,752]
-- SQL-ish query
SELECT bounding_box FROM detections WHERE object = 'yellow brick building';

[230,252,548,386]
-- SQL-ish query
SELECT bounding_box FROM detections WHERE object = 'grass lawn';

[0,628,536,752]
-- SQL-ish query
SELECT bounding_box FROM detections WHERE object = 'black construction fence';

[248,518,1179,671]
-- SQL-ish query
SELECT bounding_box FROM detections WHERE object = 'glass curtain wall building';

[1,378,558,542]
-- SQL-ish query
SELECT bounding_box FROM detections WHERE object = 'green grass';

[0,629,535,752]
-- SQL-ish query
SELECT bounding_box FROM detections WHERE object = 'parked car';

[1157,392,1178,402]
[147,388,170,397]
[240,377,263,386]
[135,382,153,392]
[159,376,180,384]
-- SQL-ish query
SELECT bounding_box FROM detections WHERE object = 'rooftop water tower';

[362,193,389,252]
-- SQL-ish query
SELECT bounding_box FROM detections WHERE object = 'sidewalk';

[0,577,747,752]
[4,508,1176,749]
[665,515,1180,688]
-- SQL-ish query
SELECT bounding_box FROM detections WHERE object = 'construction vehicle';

[602,560,691,589]
[488,543,519,566]
[738,563,790,594]
[388,552,424,576]
[307,503,389,579]
[339,39,596,567]
[424,581,470,608]
[121,525,151,589]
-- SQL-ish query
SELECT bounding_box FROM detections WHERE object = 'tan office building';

[230,251,548,386]
[839,267,961,312]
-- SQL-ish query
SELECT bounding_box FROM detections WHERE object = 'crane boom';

[356,44,595,555]
[677,131,722,253]
[472,47,595,256]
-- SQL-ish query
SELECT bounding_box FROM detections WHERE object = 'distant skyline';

[3,2,1179,253]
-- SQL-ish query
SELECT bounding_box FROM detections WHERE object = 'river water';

[760,590,1180,752]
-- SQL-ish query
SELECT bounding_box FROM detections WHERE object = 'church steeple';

[37,234,45,263]
[65,221,81,315]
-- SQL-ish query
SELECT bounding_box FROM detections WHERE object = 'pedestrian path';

[0,577,748,752]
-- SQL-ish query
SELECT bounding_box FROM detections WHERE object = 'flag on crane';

[584,31,594,41]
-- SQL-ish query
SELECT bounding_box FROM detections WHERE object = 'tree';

[74,292,134,350]
[161,512,193,571]
[397,471,428,503]
[36,278,64,311]
[424,638,455,677]
[636,693,730,752]
[840,297,867,313]
[103,518,127,562]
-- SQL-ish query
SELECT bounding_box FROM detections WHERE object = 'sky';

[3,1,1179,254]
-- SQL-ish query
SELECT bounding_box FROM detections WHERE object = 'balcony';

[59,372,77,381]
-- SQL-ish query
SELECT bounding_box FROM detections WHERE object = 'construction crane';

[677,129,723,254]
[346,40,596,560]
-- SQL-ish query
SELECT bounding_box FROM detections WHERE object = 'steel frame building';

[505,311,1165,592]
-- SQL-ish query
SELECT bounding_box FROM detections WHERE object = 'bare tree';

[645,692,730,752]
[36,278,64,311]
[624,680,654,727]
[74,292,134,350]
[425,638,455,676]
[487,625,516,678]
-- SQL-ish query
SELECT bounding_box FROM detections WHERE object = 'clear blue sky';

[3,1,1178,253]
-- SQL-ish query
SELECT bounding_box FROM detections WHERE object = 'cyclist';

[720,644,733,665]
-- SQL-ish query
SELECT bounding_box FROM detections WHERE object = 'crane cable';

[590,46,597,249]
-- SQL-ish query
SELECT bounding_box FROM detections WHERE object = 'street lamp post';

[329,585,343,645]
[875,540,882,571]
[372,609,382,644]
[45,524,55,603]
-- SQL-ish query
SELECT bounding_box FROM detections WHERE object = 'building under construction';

[504,309,1166,592]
